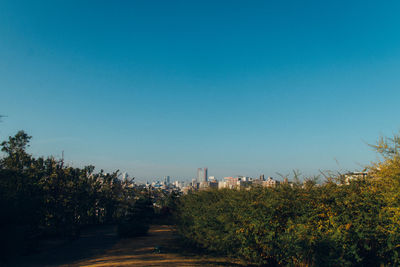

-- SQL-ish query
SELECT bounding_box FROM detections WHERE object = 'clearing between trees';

[12,225,242,267]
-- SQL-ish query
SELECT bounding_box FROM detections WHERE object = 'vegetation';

[117,197,154,237]
[2,129,400,266]
[176,134,400,266]
[0,131,154,260]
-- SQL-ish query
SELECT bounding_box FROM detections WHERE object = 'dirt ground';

[11,225,242,267]
[71,225,241,267]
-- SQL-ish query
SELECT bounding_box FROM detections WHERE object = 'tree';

[1,130,32,170]
[117,197,154,237]
[0,130,153,261]
[368,133,400,180]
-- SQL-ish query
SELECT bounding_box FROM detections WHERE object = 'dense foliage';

[0,131,154,259]
[117,197,154,237]
[176,134,400,266]
[3,129,400,266]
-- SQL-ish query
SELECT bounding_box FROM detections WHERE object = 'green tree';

[0,130,153,261]
[1,130,32,170]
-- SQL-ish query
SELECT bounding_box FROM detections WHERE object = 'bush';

[176,181,400,266]
[117,219,150,237]
[117,197,154,238]
[0,130,145,260]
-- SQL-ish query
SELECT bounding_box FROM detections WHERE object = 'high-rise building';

[164,176,170,185]
[197,167,208,182]
[197,168,202,182]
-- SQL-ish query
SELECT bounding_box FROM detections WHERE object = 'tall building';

[197,168,202,182]
[197,167,208,182]
[164,176,170,185]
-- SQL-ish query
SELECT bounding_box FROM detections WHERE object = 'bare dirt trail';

[11,225,242,267]
[69,225,241,267]
[9,225,119,267]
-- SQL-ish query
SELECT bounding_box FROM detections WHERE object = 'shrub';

[176,181,400,266]
[117,218,150,237]
[117,197,154,237]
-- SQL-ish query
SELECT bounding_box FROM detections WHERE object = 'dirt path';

[69,225,241,266]
[12,225,242,267]
[10,225,119,267]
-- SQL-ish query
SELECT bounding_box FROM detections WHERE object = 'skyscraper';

[197,168,202,183]
[164,176,170,185]
[197,167,208,182]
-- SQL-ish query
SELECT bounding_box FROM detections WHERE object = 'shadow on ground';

[8,225,119,267]
[7,225,245,267]
[74,225,244,266]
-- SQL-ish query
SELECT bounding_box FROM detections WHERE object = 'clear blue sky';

[1,1,400,182]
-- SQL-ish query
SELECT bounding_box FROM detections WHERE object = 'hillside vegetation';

[0,131,154,261]
[2,130,400,266]
[176,134,400,266]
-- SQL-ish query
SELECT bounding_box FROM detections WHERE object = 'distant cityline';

[127,170,367,195]
[137,167,268,184]
[128,167,279,191]
[129,167,275,185]
[137,167,283,194]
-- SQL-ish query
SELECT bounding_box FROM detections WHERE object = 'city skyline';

[1,1,400,180]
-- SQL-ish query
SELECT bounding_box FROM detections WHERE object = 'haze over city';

[2,1,400,182]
